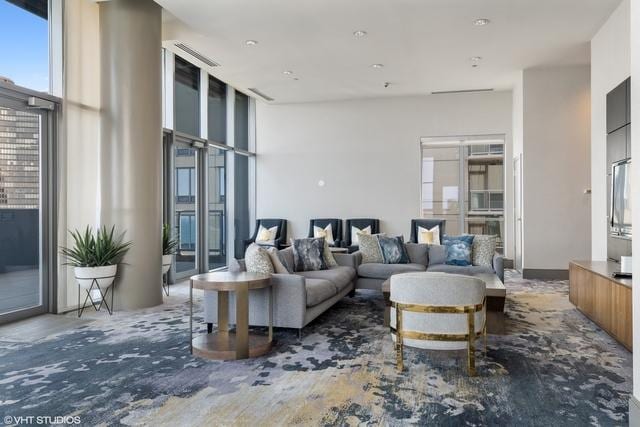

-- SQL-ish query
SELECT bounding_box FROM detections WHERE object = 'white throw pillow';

[255,225,278,245]
[351,225,371,246]
[313,223,335,245]
[418,225,440,245]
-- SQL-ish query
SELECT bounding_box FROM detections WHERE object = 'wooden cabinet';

[569,261,632,351]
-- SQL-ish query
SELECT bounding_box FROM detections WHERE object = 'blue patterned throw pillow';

[378,235,409,264]
[442,235,475,266]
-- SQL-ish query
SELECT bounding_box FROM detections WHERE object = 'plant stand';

[76,276,115,318]
[162,271,170,296]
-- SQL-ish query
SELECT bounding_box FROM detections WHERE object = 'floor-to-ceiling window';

[163,49,255,276]
[0,0,58,323]
[174,56,200,136]
[421,135,505,251]
[0,0,49,91]
[233,91,251,259]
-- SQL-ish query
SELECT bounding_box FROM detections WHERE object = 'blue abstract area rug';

[0,275,631,426]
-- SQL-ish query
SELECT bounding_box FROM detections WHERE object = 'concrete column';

[99,0,163,310]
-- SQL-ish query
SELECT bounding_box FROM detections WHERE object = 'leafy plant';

[163,224,178,256]
[60,226,132,267]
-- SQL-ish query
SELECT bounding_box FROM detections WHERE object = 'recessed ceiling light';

[283,70,293,75]
[473,18,491,26]
[371,63,384,69]
[245,40,258,46]
[470,56,482,62]
[353,30,367,38]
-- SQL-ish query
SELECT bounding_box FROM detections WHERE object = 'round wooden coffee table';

[190,271,273,360]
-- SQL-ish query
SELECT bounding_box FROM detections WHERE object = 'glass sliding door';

[0,96,50,321]
[234,153,250,259]
[421,146,463,234]
[207,147,226,270]
[421,136,505,252]
[173,144,198,277]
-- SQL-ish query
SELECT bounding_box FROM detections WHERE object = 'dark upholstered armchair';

[244,219,288,251]
[342,218,380,253]
[307,218,343,247]
[409,219,446,244]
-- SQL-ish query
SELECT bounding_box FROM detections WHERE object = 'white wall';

[591,0,631,261]
[256,91,514,257]
[521,65,591,272]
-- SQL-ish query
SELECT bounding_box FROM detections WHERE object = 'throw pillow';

[255,225,278,245]
[322,238,338,267]
[291,238,327,272]
[442,235,475,266]
[358,233,384,263]
[418,225,440,245]
[419,230,434,244]
[313,223,335,245]
[405,242,429,265]
[244,243,274,274]
[472,235,497,267]
[351,225,371,246]
[267,247,292,274]
[378,235,410,264]
[428,245,447,265]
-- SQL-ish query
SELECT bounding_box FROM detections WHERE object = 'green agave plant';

[162,223,178,256]
[60,226,132,267]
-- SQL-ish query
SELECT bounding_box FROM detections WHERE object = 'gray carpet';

[0,273,632,426]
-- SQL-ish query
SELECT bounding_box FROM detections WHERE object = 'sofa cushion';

[357,262,426,280]
[298,266,355,292]
[267,247,292,274]
[279,247,295,271]
[428,245,447,265]
[305,278,337,307]
[405,243,429,265]
[427,264,495,276]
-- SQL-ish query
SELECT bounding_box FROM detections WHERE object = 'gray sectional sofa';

[355,243,504,291]
[203,248,358,332]
[202,242,504,334]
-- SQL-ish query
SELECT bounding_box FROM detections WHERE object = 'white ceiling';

[156,0,621,104]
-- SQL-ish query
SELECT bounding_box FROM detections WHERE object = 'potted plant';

[162,223,178,275]
[60,225,132,291]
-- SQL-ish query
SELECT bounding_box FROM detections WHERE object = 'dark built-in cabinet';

[606,77,631,261]
[606,78,630,134]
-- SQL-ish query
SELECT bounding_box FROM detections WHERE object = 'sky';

[0,0,49,92]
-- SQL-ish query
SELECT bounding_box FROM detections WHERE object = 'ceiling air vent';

[431,88,494,95]
[248,88,275,102]
[174,43,220,67]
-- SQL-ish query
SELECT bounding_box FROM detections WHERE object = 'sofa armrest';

[271,273,307,325]
[333,253,358,269]
[493,252,505,283]
[350,251,363,266]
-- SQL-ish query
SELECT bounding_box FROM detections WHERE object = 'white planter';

[162,254,173,275]
[74,265,117,290]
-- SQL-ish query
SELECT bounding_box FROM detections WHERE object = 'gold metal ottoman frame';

[391,297,487,376]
